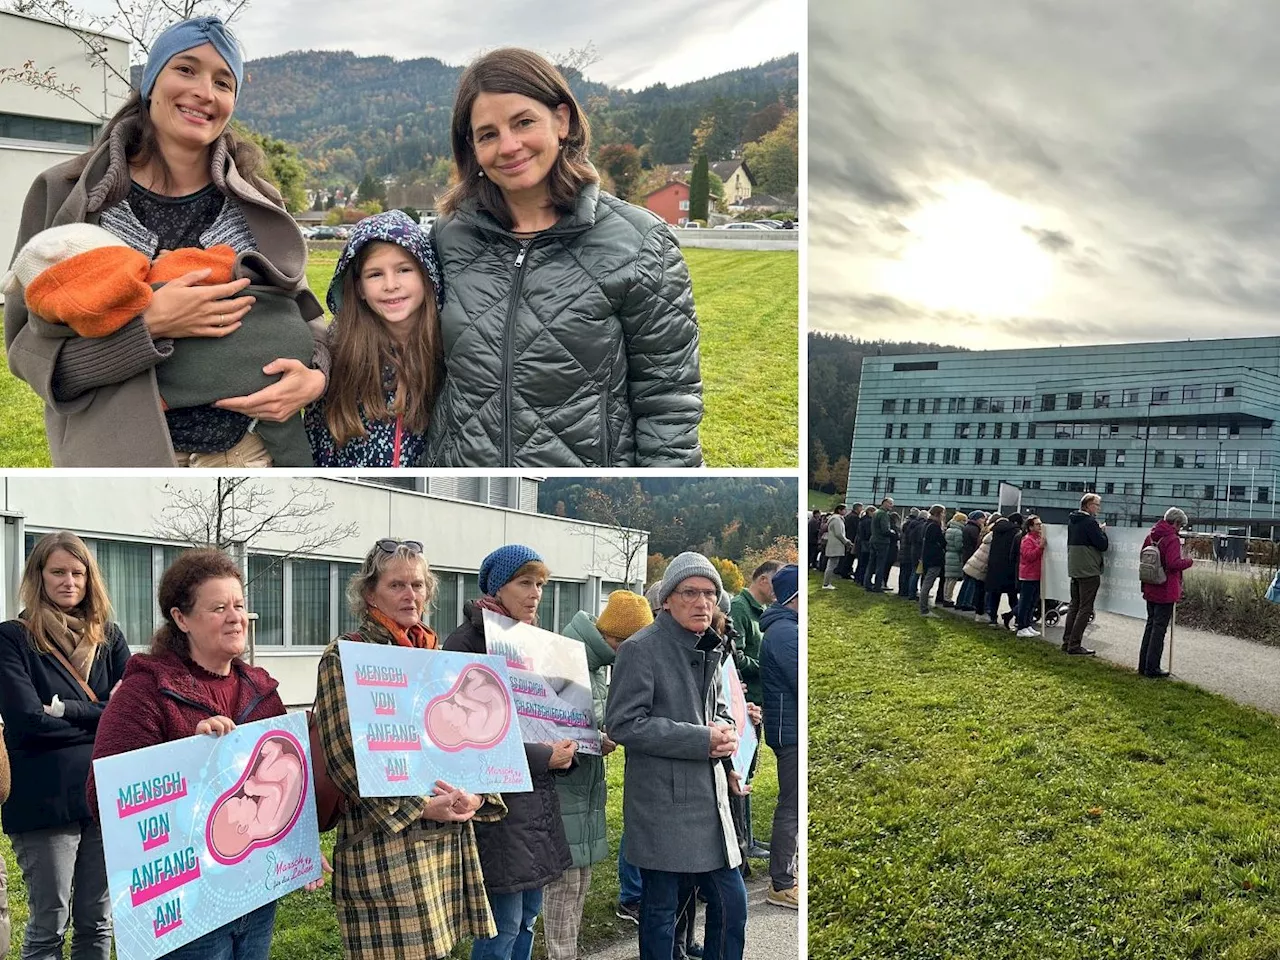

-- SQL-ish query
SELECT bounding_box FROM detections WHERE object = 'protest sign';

[92,712,321,960]
[1040,522,1149,620]
[337,640,532,796]
[481,610,602,755]
[721,657,758,780]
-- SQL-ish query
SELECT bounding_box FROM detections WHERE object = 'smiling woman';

[882,179,1056,317]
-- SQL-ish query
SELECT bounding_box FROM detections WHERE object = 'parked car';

[310,226,344,240]
[681,221,701,229]
[753,219,783,229]
[717,221,771,230]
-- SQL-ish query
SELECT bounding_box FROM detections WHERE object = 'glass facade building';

[848,337,1280,534]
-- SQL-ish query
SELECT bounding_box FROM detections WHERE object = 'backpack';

[309,631,361,833]
[1138,538,1167,585]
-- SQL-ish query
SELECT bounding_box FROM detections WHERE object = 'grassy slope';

[1,747,778,960]
[809,574,1280,960]
[0,249,797,468]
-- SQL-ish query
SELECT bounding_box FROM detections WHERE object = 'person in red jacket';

[1014,516,1046,637]
[1139,508,1195,678]
[88,548,325,960]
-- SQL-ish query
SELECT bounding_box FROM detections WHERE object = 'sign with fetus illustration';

[91,712,322,960]
[337,641,533,797]
[481,610,603,755]
[720,657,758,781]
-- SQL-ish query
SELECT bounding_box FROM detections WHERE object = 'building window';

[1204,485,1215,500]
[957,479,973,496]
[927,448,937,464]
[911,448,921,464]
[92,540,154,651]
[1195,451,1205,468]
[1104,482,1115,494]
[0,112,99,146]
[1028,424,1038,440]
[1068,481,1085,493]
[1196,424,1207,439]
[1230,485,1246,502]
[1174,453,1185,468]
[917,478,932,494]
[1010,423,1020,440]
[974,397,990,413]
[932,398,942,414]
[977,423,988,439]
[991,448,1001,465]
[1017,449,1027,465]
[1216,384,1236,400]
[940,479,950,493]
[923,423,932,439]
[1154,451,1166,466]
[881,448,890,463]
[980,479,991,496]
[1260,487,1271,503]
[1122,389,1139,406]
[1230,423,1241,438]
[1035,449,1045,466]
[885,424,894,439]
[975,449,985,465]
[955,423,970,439]
[1116,451,1126,465]
[948,398,960,413]
[1040,394,1057,411]
[1094,391,1110,408]
[1071,449,1088,467]
[1067,392,1083,410]
[248,556,284,646]
[1089,449,1106,467]
[678,200,690,211]
[897,448,906,463]
[1152,387,1171,405]
[886,477,896,493]
[994,423,1004,440]
[1123,483,1136,495]
[1168,424,1184,439]
[1053,449,1069,466]
[882,399,896,414]
[899,423,909,438]
[1238,450,1250,467]
[291,559,331,646]
[1183,384,1203,402]
[991,398,1006,413]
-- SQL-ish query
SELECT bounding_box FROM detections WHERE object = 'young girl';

[305,211,443,466]
[1015,515,1046,637]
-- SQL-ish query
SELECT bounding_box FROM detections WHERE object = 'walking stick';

[1168,604,1176,674]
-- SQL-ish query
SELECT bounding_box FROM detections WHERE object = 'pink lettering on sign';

[142,832,169,852]
[386,773,409,782]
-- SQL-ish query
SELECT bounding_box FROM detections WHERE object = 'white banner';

[1038,523,1149,619]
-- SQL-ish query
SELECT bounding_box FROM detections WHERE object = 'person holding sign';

[606,552,749,960]
[1138,508,1195,678]
[311,539,504,960]
[0,532,130,960]
[542,590,653,960]
[87,549,325,960]
[444,544,576,960]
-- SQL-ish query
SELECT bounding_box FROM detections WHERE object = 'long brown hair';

[19,532,113,654]
[88,91,267,195]
[325,242,442,446]
[439,47,598,229]
[151,549,243,659]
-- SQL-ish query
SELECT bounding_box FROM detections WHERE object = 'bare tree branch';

[571,482,660,584]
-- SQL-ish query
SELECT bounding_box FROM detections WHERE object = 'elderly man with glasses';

[605,552,749,960]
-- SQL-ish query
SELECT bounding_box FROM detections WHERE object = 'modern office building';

[0,9,131,304]
[848,337,1280,536]
[0,475,646,707]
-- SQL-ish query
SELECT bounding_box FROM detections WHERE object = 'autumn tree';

[811,439,832,491]
[646,553,669,588]
[743,109,798,197]
[741,537,801,573]
[832,455,851,495]
[742,101,787,144]
[711,558,745,595]
[596,143,643,201]
[232,122,307,212]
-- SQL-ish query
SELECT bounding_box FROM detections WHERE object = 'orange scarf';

[368,607,438,649]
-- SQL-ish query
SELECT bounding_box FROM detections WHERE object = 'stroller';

[1040,599,1095,627]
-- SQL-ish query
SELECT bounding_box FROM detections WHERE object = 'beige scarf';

[48,613,95,682]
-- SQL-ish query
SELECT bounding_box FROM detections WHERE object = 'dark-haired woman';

[6,16,328,467]
[87,548,325,960]
[0,532,130,960]
[421,47,702,468]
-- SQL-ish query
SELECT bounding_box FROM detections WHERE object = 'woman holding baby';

[5,16,326,467]
[88,547,325,960]
[312,538,507,960]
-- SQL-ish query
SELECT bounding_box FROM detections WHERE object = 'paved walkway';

[581,875,799,959]
[850,565,1280,717]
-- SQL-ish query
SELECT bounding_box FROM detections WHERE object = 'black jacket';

[986,518,1020,592]
[961,520,982,563]
[443,601,573,893]
[902,517,924,560]
[921,520,948,570]
[856,514,874,550]
[0,620,130,834]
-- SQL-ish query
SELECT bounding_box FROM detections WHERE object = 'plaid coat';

[313,619,507,960]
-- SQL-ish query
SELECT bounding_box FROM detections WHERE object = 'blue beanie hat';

[771,564,799,605]
[141,17,245,102]
[967,510,986,521]
[479,545,543,595]
[327,210,444,315]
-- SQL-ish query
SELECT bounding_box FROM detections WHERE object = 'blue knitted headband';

[141,17,245,101]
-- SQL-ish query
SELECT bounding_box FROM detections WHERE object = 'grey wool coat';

[604,611,741,874]
[6,119,326,466]
[420,181,703,467]
[824,514,850,558]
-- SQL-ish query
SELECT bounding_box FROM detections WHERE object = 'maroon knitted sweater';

[86,649,285,819]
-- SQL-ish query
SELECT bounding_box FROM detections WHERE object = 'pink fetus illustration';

[207,732,308,865]
[425,664,512,752]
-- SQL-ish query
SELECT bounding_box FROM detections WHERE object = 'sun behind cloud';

[880,179,1056,318]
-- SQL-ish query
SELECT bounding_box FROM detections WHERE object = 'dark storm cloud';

[809,0,1280,345]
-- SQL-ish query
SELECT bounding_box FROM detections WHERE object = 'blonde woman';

[0,532,129,960]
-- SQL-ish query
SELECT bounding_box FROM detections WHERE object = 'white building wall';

[0,477,646,707]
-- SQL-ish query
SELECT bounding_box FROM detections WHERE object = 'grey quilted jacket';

[420,182,704,467]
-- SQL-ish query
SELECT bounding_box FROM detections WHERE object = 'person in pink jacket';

[1014,516,1046,637]
[1139,507,1195,678]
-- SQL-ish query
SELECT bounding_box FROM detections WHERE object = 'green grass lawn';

[810,574,1280,960]
[809,487,843,511]
[0,747,778,960]
[0,248,796,468]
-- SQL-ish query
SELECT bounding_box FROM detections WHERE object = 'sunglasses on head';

[376,538,423,555]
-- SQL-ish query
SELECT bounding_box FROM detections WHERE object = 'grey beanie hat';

[717,590,732,614]
[658,551,724,604]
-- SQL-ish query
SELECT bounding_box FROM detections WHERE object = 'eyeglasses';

[674,587,719,602]
[376,539,423,555]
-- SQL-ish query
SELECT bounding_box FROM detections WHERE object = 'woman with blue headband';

[5,16,328,466]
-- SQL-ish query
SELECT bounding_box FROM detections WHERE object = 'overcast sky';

[811,0,1280,349]
[75,0,798,89]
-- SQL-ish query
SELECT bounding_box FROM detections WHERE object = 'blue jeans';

[639,866,746,960]
[618,832,642,905]
[162,902,276,960]
[471,888,542,960]
[1016,580,1041,629]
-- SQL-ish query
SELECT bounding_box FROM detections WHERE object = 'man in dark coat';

[956,511,985,611]
[984,513,1022,626]
[837,502,863,579]
[868,498,896,592]
[759,565,798,909]
[1063,493,1109,655]
[807,510,823,570]
[854,506,875,586]
[606,552,748,960]
[897,509,923,599]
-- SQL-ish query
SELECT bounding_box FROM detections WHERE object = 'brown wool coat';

[5,119,327,466]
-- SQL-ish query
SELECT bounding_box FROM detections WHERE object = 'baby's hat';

[3,224,128,294]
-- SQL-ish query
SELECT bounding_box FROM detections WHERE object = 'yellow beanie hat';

[596,590,653,640]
